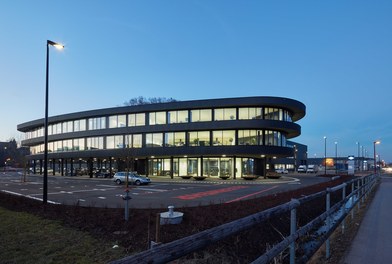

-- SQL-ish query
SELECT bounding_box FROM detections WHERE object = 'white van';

[297,165,307,173]
[307,165,319,173]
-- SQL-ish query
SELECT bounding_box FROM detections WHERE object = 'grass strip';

[0,207,124,264]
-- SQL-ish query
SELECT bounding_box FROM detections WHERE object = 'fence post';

[357,179,361,210]
[351,182,355,220]
[365,177,368,199]
[326,188,331,259]
[342,184,346,234]
[361,178,364,204]
[290,200,297,264]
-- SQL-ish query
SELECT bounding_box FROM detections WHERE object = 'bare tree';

[124,96,178,106]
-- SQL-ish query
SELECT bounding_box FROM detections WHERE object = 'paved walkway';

[343,175,392,263]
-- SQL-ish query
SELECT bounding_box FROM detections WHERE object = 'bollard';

[123,189,131,221]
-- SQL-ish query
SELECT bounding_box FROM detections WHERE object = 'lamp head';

[374,140,381,145]
[47,40,64,49]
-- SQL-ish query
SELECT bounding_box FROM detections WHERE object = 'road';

[0,171,330,209]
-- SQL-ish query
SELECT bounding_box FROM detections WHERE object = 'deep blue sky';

[1,1,391,162]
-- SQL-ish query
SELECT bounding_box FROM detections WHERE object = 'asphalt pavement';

[343,175,392,263]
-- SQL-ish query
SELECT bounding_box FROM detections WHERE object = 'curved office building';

[17,96,306,179]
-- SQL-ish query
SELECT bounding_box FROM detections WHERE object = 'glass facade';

[24,106,293,140]
[29,128,287,153]
[20,97,303,179]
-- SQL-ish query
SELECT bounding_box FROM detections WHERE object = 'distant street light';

[373,140,381,176]
[43,40,64,204]
[356,142,360,172]
[335,141,338,174]
[324,136,327,175]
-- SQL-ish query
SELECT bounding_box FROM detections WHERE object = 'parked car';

[297,165,307,173]
[94,169,111,178]
[113,171,151,185]
[306,165,319,173]
[275,168,288,174]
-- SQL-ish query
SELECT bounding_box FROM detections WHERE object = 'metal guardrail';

[110,174,379,264]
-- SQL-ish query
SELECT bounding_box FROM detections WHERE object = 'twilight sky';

[1,0,391,162]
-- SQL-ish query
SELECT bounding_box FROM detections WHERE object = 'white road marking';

[1,190,60,204]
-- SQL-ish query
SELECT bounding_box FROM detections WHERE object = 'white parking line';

[1,190,60,204]
[136,187,168,192]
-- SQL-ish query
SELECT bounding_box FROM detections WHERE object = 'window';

[86,137,104,150]
[188,131,210,146]
[265,130,281,146]
[74,119,86,132]
[54,141,63,152]
[128,113,145,126]
[165,132,186,147]
[214,108,236,121]
[62,121,73,133]
[283,110,293,122]
[125,134,142,148]
[88,117,106,130]
[146,133,163,147]
[265,108,280,120]
[190,109,212,122]
[51,123,62,135]
[106,135,124,149]
[109,115,126,128]
[212,130,235,146]
[73,138,85,151]
[149,112,166,125]
[238,107,262,120]
[168,110,188,124]
[238,130,257,145]
[63,139,72,151]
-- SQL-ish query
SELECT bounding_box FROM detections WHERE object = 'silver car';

[113,171,151,185]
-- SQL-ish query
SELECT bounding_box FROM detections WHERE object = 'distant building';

[17,96,306,178]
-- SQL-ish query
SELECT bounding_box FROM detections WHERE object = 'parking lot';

[0,171,330,209]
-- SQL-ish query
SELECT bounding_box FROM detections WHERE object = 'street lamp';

[335,141,338,174]
[356,142,360,172]
[373,140,381,176]
[43,40,64,204]
[324,136,327,175]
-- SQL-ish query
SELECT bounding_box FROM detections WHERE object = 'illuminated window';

[238,107,262,120]
[188,131,210,146]
[214,108,236,121]
[146,133,163,147]
[190,109,212,122]
[128,113,145,126]
[109,115,126,128]
[149,112,166,125]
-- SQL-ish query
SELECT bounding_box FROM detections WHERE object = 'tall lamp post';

[324,136,327,175]
[356,142,360,172]
[373,140,381,176]
[43,40,64,204]
[335,141,338,174]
